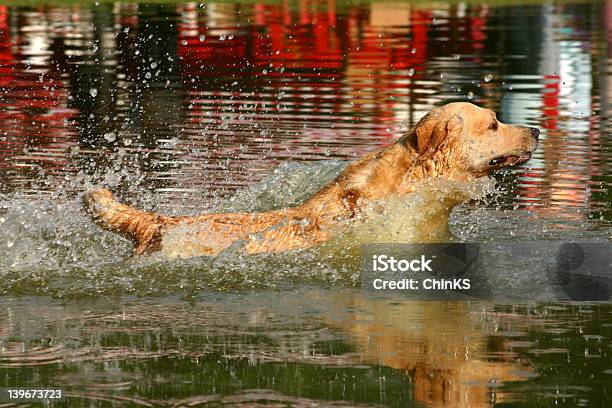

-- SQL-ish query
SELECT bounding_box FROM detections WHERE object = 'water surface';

[0,0,611,406]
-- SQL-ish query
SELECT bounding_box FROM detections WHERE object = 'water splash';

[0,160,501,297]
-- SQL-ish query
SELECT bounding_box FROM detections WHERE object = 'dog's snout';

[529,127,540,139]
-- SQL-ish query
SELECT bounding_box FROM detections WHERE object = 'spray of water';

[0,160,499,297]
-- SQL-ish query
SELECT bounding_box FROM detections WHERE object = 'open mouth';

[488,152,532,167]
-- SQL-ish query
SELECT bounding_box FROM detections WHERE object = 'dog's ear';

[415,112,463,159]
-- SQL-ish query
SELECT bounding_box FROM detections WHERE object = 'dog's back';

[84,189,335,256]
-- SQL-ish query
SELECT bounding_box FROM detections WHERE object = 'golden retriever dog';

[84,102,539,258]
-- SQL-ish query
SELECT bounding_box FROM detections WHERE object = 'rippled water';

[1,294,611,407]
[0,0,611,406]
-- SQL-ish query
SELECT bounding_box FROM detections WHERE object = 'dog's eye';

[489,121,498,131]
[489,157,504,166]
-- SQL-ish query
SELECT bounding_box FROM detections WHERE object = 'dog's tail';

[83,189,169,254]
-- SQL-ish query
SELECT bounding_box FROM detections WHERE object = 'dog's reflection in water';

[326,294,531,408]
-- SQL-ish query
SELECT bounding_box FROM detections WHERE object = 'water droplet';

[468,91,474,100]
[484,74,493,82]
[397,120,410,132]
[145,72,152,79]
[150,62,158,69]
[199,35,206,42]
[104,132,117,142]
[408,68,415,77]
[89,88,98,97]
[411,48,417,54]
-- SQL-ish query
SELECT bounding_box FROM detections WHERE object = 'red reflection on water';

[0,1,606,225]
[0,6,78,190]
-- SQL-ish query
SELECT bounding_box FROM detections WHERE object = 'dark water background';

[0,0,611,406]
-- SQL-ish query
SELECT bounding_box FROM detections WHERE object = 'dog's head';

[406,102,539,177]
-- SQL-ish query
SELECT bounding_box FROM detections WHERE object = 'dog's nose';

[529,127,540,139]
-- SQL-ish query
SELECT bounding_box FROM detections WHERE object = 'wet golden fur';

[84,102,539,258]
